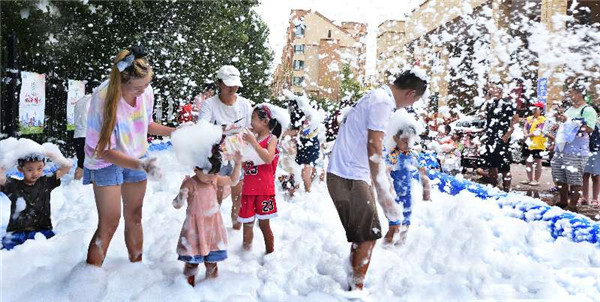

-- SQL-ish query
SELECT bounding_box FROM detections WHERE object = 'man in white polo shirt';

[327,69,428,291]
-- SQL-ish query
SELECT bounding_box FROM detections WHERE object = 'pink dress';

[177,177,228,263]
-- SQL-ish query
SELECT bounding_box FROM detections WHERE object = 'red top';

[242,134,279,195]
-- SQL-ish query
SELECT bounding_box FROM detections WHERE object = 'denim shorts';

[178,250,228,264]
[218,160,244,181]
[83,164,147,186]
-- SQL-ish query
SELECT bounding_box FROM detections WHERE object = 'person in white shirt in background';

[192,82,216,122]
[72,81,99,180]
[199,65,252,230]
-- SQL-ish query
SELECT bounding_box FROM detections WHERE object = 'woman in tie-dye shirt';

[83,47,175,267]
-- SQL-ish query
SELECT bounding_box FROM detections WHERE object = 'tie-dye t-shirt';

[84,81,154,169]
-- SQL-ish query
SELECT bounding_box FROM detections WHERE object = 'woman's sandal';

[579,198,589,206]
[591,200,599,208]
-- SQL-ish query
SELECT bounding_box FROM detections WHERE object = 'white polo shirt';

[198,94,252,130]
[328,85,396,185]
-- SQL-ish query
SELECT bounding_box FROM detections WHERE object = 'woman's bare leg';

[86,184,122,267]
[122,180,147,262]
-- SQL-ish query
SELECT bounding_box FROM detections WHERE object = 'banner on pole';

[67,80,86,130]
[537,78,548,108]
[19,71,46,134]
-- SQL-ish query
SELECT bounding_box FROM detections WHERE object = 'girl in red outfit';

[239,104,286,254]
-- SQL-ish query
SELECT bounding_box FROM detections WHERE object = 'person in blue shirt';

[384,126,431,245]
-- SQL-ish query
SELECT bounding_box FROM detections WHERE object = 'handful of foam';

[222,129,265,165]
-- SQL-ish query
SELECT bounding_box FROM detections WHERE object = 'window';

[294,44,305,53]
[293,60,304,70]
[294,24,305,37]
[293,76,304,86]
[328,30,332,38]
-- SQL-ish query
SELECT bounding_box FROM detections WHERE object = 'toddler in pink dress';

[172,146,242,287]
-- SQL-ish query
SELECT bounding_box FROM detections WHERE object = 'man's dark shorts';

[327,173,382,243]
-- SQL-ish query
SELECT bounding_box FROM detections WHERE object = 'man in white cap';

[199,65,252,230]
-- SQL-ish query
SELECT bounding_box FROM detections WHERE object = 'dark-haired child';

[173,145,242,287]
[0,151,72,250]
[239,104,283,254]
[384,127,431,245]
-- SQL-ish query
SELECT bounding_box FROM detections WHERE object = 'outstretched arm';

[44,150,72,179]
[243,132,278,164]
[149,122,175,136]
[173,178,192,209]
[368,130,401,223]
[419,167,431,201]
[218,151,242,187]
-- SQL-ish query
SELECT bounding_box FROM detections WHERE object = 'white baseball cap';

[216,65,243,87]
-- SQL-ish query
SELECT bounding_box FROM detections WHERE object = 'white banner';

[19,71,46,134]
[67,79,86,130]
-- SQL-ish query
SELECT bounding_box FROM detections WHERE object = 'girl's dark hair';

[393,70,428,96]
[254,106,282,137]
[207,144,222,174]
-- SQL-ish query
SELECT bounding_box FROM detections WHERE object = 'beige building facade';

[271,10,367,101]
[377,0,600,110]
[376,20,406,84]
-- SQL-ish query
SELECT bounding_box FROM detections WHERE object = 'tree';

[1,0,273,148]
[339,63,362,107]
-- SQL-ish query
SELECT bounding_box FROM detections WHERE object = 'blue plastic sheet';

[418,153,600,247]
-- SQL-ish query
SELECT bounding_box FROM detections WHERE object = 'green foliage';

[339,63,362,105]
[1,0,274,144]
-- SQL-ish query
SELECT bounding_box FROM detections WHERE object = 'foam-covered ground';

[1,149,599,302]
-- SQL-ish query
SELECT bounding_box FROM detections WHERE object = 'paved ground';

[465,163,600,221]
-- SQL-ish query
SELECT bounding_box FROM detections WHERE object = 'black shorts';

[74,137,86,169]
[523,149,543,160]
[480,141,511,173]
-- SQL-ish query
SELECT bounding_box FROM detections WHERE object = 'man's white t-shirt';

[198,94,252,133]
[328,85,396,185]
[73,94,92,138]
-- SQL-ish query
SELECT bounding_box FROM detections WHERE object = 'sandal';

[579,198,589,206]
[591,200,599,208]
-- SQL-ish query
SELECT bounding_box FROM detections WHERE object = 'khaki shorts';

[327,173,382,243]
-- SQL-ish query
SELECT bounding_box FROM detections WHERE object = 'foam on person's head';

[384,109,424,152]
[171,120,223,172]
[18,153,47,167]
[0,137,68,169]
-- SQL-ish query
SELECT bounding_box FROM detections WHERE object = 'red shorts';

[237,195,277,223]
